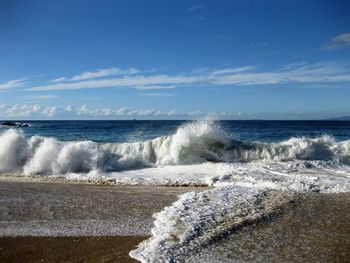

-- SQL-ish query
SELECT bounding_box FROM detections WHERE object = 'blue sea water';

[2,120,350,143]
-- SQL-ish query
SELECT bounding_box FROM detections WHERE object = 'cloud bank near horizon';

[0,103,344,120]
[0,103,211,119]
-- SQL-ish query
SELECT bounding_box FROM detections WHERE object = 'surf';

[0,121,350,176]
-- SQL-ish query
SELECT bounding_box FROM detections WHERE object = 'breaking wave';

[0,121,350,175]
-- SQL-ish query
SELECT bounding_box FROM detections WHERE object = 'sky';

[0,0,350,120]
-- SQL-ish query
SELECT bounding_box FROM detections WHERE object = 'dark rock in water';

[2,121,17,126]
[1,121,30,127]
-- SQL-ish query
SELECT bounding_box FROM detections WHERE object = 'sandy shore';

[0,179,200,236]
[0,178,200,262]
[0,177,349,262]
[0,236,146,263]
[190,192,350,262]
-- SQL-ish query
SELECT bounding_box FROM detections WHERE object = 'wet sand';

[0,179,200,236]
[0,236,146,263]
[0,179,200,262]
[191,192,350,263]
[0,178,349,262]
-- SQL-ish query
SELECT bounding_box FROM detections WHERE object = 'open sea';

[1,120,350,262]
[5,120,350,143]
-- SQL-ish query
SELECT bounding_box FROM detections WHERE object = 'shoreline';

[0,179,202,237]
[0,179,201,262]
[0,172,210,187]
[0,236,147,263]
[190,192,350,262]
[0,177,349,262]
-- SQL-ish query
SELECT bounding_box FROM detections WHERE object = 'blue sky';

[0,0,350,119]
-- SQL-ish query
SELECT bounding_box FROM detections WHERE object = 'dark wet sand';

[0,236,147,263]
[0,178,349,262]
[0,179,200,236]
[0,179,199,262]
[191,192,350,263]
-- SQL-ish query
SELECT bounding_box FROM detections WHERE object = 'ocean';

[1,120,350,262]
[5,120,350,143]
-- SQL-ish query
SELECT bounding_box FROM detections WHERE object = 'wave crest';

[107,121,350,166]
[0,121,349,175]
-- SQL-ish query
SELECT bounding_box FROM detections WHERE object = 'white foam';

[24,137,59,175]
[110,163,218,185]
[0,129,27,172]
[105,121,350,167]
[129,162,350,262]
[1,121,350,177]
[129,185,290,262]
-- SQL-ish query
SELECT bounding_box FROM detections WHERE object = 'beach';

[0,178,201,262]
[0,120,350,262]
[0,177,201,237]
[0,236,146,263]
[0,177,349,262]
[190,192,350,262]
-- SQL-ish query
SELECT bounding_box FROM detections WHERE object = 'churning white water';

[0,121,350,176]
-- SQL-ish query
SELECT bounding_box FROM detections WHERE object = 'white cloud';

[4,104,43,118]
[0,104,207,119]
[70,67,139,81]
[210,67,254,76]
[65,105,74,112]
[210,62,350,85]
[134,85,177,90]
[51,67,139,83]
[325,33,350,49]
[138,93,175,97]
[23,95,58,100]
[0,104,6,109]
[0,78,27,90]
[0,103,344,120]
[51,77,66,83]
[189,5,205,11]
[26,62,350,92]
[28,74,200,91]
[41,106,59,117]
